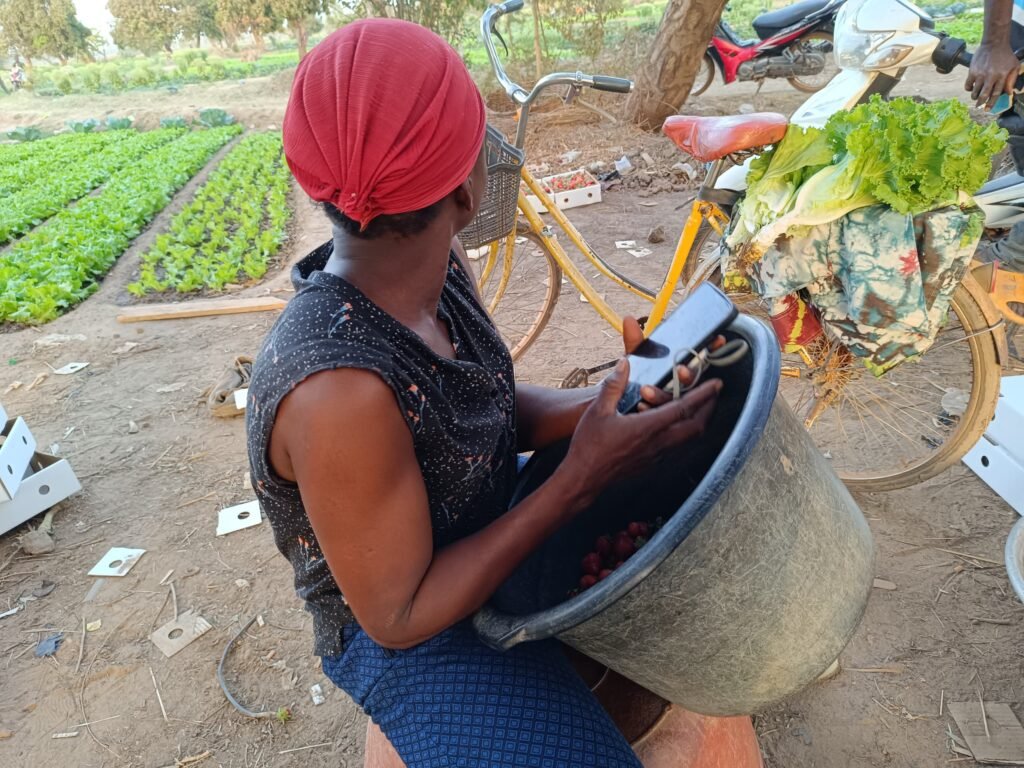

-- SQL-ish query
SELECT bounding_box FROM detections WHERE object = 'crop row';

[0,128,183,245]
[0,131,129,199]
[0,125,242,324]
[129,131,291,296]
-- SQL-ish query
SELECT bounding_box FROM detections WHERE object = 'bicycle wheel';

[705,265,1000,492]
[469,230,561,361]
[787,32,838,94]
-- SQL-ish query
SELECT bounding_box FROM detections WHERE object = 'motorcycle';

[10,68,25,91]
[714,0,1024,247]
[689,0,846,97]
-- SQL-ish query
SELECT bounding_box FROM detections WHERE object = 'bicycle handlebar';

[931,34,972,74]
[481,0,634,107]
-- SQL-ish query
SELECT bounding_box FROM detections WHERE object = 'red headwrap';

[283,19,487,230]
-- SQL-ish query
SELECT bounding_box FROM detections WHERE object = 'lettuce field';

[0,124,293,325]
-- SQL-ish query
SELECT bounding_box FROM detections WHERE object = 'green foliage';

[937,15,983,45]
[0,125,241,324]
[720,0,770,40]
[0,128,177,245]
[30,49,298,96]
[160,116,190,128]
[107,116,134,130]
[109,0,177,53]
[546,0,625,61]
[130,131,292,295]
[0,132,119,198]
[128,64,158,86]
[67,118,101,133]
[4,125,45,142]
[80,65,102,92]
[730,97,1008,253]
[0,0,96,64]
[197,108,236,127]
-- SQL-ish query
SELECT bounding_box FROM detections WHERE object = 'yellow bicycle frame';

[484,166,730,336]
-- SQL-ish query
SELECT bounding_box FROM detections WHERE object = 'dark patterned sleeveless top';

[246,241,518,656]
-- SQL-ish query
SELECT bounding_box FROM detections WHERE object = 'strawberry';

[613,533,635,560]
[581,552,602,576]
[594,535,611,556]
[627,521,649,539]
[598,568,613,581]
[579,574,597,590]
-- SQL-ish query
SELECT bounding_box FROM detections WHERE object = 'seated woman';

[246,19,721,768]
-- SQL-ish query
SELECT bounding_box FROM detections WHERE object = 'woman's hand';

[621,315,723,413]
[555,356,722,505]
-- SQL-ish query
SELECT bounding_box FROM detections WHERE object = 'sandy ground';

[0,65,1022,768]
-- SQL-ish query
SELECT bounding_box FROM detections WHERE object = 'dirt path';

[0,70,1021,768]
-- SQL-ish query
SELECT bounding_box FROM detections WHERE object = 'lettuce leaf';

[727,124,833,246]
[731,96,1007,257]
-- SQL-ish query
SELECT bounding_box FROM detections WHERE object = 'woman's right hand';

[557,357,722,504]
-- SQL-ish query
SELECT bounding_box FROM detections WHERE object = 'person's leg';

[324,623,642,768]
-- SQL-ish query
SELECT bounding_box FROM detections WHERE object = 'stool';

[362,650,763,768]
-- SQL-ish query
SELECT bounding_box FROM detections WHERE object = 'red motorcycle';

[690,0,845,96]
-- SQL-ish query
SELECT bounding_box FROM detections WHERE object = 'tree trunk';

[531,0,543,80]
[294,18,308,59]
[253,29,265,56]
[625,0,727,129]
[196,31,202,49]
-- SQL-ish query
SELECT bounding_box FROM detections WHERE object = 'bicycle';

[465,0,1007,492]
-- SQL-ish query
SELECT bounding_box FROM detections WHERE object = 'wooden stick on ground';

[150,666,169,724]
[116,297,288,324]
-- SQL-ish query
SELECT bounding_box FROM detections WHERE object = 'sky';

[73,0,115,39]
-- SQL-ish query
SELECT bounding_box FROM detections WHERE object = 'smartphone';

[617,283,738,413]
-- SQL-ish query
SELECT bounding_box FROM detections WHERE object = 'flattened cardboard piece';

[149,609,212,657]
[233,388,248,410]
[949,701,1024,764]
[216,500,262,536]
[87,547,145,577]
[52,363,89,376]
[614,240,636,249]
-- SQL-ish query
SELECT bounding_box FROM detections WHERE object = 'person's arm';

[276,361,720,649]
[967,0,1020,108]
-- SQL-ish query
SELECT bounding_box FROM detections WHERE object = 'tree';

[360,0,483,43]
[216,0,280,53]
[179,0,222,48]
[109,0,179,54]
[547,0,623,62]
[625,0,728,128]
[271,0,332,58]
[0,0,94,68]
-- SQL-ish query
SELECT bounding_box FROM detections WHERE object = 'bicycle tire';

[700,263,1000,492]
[470,231,561,361]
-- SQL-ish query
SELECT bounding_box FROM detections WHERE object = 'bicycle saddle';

[662,114,788,163]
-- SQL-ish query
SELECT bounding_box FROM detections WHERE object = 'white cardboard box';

[525,169,602,213]
[964,376,1024,514]
[0,417,37,501]
[964,435,1024,515]
[0,451,82,535]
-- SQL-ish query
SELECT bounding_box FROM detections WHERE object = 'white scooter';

[715,0,1024,231]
